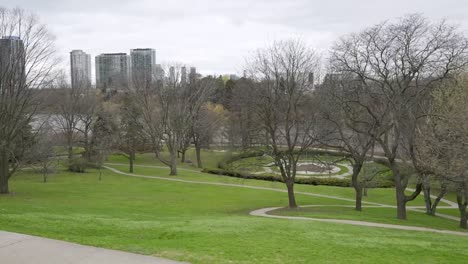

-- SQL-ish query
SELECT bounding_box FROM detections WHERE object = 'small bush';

[67,158,88,173]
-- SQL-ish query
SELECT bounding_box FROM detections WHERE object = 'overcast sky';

[2,0,468,76]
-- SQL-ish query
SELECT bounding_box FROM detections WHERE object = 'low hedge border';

[202,167,394,188]
[207,148,395,188]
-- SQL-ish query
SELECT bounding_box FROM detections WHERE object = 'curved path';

[106,163,459,210]
[104,166,385,206]
[103,166,463,236]
[250,206,468,237]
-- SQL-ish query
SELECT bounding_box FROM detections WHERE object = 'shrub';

[202,168,394,188]
[67,158,88,173]
[210,149,396,188]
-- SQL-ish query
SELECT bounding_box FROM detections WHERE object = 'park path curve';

[103,166,463,235]
[250,207,468,237]
[0,231,187,264]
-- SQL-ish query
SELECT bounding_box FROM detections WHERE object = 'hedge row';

[208,148,396,188]
[202,167,394,188]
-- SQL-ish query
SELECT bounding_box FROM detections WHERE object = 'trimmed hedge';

[203,167,394,188]
[207,148,395,188]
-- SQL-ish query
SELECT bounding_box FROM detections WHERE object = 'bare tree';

[330,14,468,219]
[420,76,468,228]
[186,77,217,168]
[0,8,57,193]
[51,74,81,161]
[76,88,99,162]
[226,78,264,149]
[26,122,57,183]
[116,95,145,173]
[246,39,321,208]
[131,64,193,175]
[318,74,376,211]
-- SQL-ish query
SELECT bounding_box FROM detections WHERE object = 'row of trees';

[1,7,467,228]
[234,15,468,228]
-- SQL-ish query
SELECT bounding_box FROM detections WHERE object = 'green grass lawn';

[0,152,467,263]
[107,148,228,171]
[270,206,464,232]
[107,163,433,207]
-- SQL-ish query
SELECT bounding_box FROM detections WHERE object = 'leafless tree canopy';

[329,14,468,219]
[246,39,321,208]
[0,7,58,193]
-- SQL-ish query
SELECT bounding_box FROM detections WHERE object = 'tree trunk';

[129,151,134,173]
[170,164,177,176]
[68,145,73,160]
[181,150,186,163]
[195,142,202,168]
[0,152,9,194]
[351,164,363,211]
[422,184,432,215]
[396,187,407,220]
[84,129,90,161]
[460,212,467,229]
[429,187,447,216]
[286,179,297,208]
[457,192,467,229]
[169,149,178,176]
[391,163,407,220]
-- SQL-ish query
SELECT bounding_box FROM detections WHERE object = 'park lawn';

[270,206,465,232]
[107,149,229,171]
[0,168,467,263]
[106,163,442,208]
[437,208,462,218]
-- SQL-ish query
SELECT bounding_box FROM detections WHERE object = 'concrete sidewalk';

[0,231,187,264]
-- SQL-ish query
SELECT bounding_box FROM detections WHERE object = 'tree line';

[1,8,467,228]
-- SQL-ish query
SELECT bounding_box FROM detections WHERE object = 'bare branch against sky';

[1,0,467,76]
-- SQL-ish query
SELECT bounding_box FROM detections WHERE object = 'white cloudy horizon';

[1,0,468,78]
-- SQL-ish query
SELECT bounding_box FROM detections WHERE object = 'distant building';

[229,74,240,81]
[95,53,131,91]
[70,50,92,89]
[189,67,197,83]
[155,64,164,82]
[130,48,156,85]
[169,66,175,83]
[181,66,187,84]
[0,36,25,86]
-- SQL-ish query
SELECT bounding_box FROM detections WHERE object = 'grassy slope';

[270,206,466,232]
[0,151,466,263]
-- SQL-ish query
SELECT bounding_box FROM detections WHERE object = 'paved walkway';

[0,231,186,264]
[104,166,468,236]
[250,206,468,237]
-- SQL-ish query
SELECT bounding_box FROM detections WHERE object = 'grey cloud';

[0,0,467,76]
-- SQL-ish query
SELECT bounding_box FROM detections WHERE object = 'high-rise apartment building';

[189,67,197,83]
[130,48,156,84]
[95,53,131,91]
[155,64,164,82]
[181,66,187,84]
[70,50,91,89]
[0,36,26,86]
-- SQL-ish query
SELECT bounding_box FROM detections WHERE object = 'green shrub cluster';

[67,158,88,173]
[203,168,394,188]
[209,149,395,188]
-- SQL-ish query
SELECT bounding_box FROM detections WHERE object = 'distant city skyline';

[2,0,468,77]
